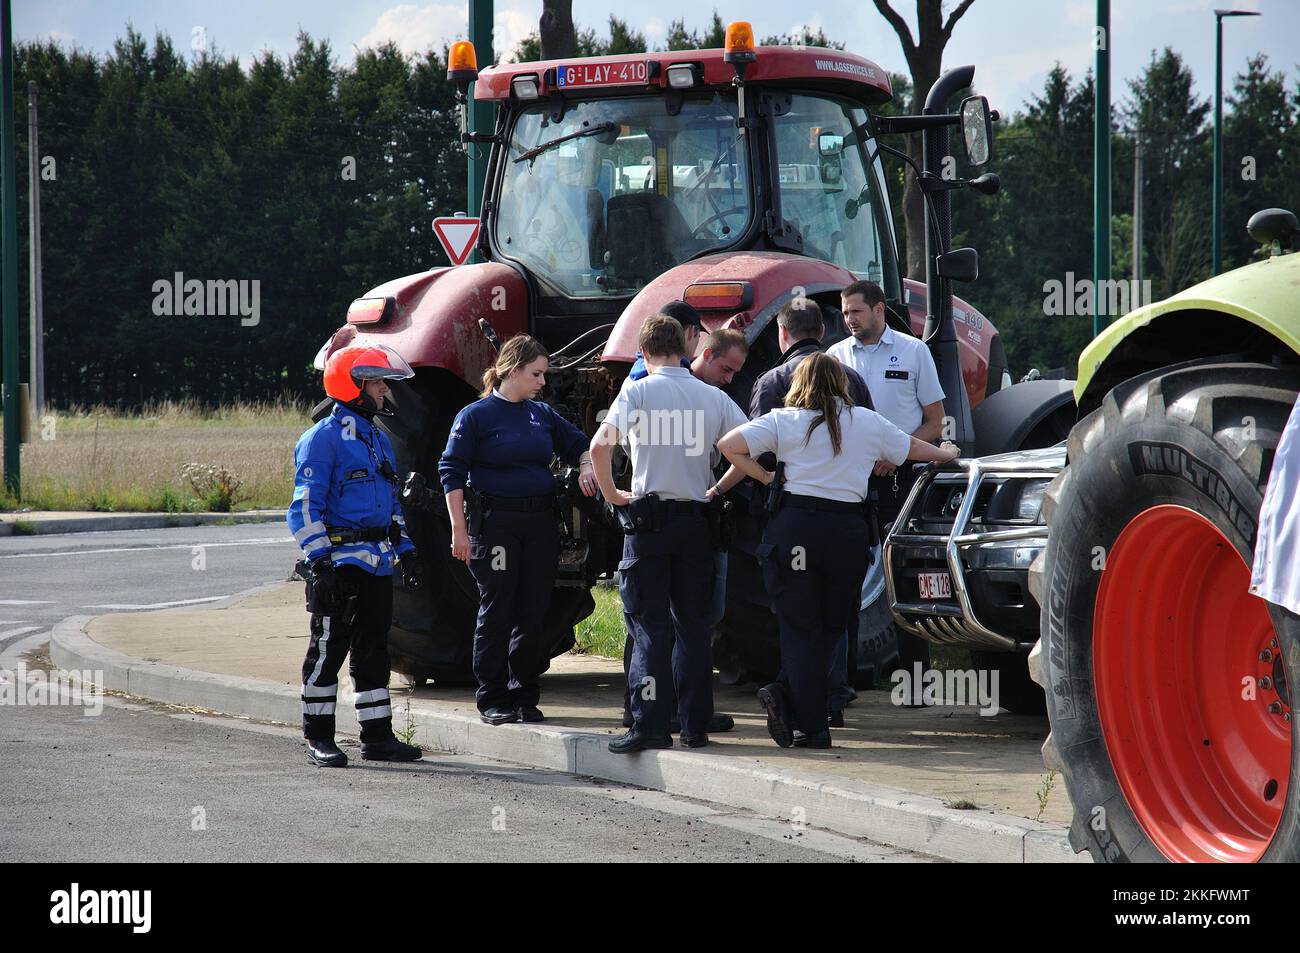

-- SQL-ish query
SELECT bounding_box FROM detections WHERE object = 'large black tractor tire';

[969,650,1045,715]
[1032,360,1300,862]
[378,372,594,685]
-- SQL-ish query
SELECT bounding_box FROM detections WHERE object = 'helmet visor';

[351,345,414,382]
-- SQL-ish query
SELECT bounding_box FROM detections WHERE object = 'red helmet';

[324,345,413,413]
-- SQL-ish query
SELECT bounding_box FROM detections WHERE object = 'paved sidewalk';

[51,583,1086,863]
[0,509,283,536]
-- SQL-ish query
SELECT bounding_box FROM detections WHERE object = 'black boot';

[516,706,545,723]
[306,737,348,767]
[793,730,832,749]
[757,683,794,748]
[360,736,423,762]
[480,706,519,725]
[608,728,673,754]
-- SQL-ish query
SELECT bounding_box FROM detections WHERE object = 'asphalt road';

[0,693,931,863]
[0,522,933,863]
[0,521,299,648]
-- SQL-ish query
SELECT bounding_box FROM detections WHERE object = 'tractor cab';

[453,33,906,365]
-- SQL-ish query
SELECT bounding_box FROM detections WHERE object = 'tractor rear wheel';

[1033,360,1300,862]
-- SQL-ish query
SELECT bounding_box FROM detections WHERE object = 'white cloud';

[355,2,536,63]
[355,3,467,58]
[495,6,536,62]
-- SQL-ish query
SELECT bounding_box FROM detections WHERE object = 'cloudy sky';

[16,0,1295,116]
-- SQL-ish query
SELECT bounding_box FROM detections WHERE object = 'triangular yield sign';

[433,216,482,265]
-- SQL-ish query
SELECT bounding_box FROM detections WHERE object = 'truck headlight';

[1013,479,1051,522]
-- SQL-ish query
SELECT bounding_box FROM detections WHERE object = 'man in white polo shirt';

[590,314,748,753]
[829,278,946,702]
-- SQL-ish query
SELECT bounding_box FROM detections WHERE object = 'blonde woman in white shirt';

[715,353,959,748]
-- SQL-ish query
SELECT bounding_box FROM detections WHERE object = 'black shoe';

[622,709,634,728]
[793,730,833,749]
[361,736,423,762]
[480,707,519,725]
[608,729,673,754]
[757,683,794,748]
[517,706,545,723]
[679,733,709,748]
[671,711,734,734]
[306,738,348,768]
[828,710,845,728]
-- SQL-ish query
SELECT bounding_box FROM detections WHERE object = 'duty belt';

[325,525,390,544]
[482,492,556,512]
[659,499,707,515]
[780,492,867,516]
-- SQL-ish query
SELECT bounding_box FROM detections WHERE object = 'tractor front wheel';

[1034,360,1300,862]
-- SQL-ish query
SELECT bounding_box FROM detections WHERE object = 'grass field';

[0,401,308,512]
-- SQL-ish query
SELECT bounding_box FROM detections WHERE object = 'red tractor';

[314,27,1073,686]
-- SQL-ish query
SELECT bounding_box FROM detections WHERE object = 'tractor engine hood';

[601,251,858,364]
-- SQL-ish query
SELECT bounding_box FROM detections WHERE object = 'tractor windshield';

[495,91,751,297]
[772,93,899,295]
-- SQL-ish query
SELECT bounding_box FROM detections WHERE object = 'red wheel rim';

[1094,504,1290,862]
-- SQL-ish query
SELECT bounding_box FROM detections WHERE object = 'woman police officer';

[289,343,425,767]
[438,334,598,725]
[715,353,960,748]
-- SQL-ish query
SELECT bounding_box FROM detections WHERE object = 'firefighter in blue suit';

[288,343,424,767]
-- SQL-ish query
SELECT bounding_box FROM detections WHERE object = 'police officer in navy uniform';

[749,298,873,728]
[289,344,425,767]
[439,334,597,726]
[829,279,947,702]
[718,353,959,748]
[591,314,748,752]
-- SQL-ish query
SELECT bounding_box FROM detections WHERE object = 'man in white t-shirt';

[591,315,748,753]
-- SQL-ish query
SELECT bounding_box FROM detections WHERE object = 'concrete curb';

[0,510,283,537]
[48,616,1087,864]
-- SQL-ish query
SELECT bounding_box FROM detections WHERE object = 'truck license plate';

[918,572,952,600]
[556,60,650,88]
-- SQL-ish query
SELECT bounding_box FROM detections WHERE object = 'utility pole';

[2,0,21,497]
[1213,8,1262,276]
[1132,126,1143,288]
[27,81,42,418]
[1093,0,1111,337]
[466,0,494,265]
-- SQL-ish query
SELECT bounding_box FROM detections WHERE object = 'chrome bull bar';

[884,458,1058,652]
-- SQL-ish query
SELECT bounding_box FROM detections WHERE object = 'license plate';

[556,60,650,89]
[918,571,952,600]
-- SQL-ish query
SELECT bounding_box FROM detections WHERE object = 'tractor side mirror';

[936,247,979,282]
[960,95,993,168]
[1247,208,1298,256]
[818,133,844,192]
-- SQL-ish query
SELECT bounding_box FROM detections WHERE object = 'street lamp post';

[1213,8,1261,276]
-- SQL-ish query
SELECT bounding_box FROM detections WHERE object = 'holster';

[765,463,786,516]
[618,493,660,535]
[706,497,733,552]
[464,485,485,536]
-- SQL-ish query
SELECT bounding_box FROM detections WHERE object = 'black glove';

[400,554,424,592]
[306,557,340,613]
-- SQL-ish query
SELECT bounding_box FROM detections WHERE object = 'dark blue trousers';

[619,510,715,737]
[760,507,870,735]
[468,508,559,712]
